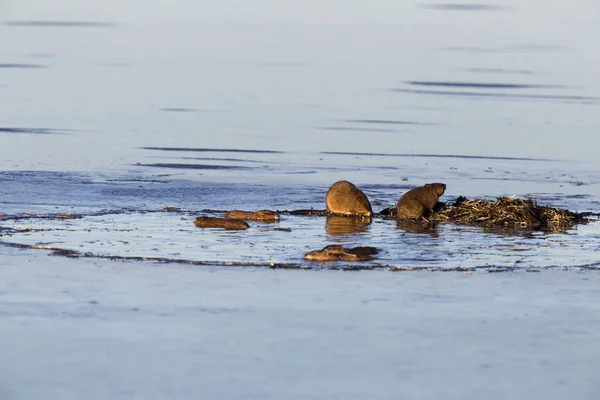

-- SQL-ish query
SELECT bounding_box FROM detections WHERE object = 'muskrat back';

[325,180,372,217]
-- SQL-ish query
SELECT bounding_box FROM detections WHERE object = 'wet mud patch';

[1,208,599,272]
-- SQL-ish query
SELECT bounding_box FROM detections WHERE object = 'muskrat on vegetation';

[396,183,446,220]
[194,216,249,230]
[325,180,372,217]
[224,210,280,222]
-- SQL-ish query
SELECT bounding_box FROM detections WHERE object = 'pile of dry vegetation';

[428,196,586,231]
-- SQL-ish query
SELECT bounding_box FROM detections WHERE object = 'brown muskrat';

[224,210,280,222]
[325,180,372,217]
[194,216,249,230]
[304,244,379,262]
[396,183,446,220]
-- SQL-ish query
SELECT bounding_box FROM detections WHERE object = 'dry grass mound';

[429,196,586,230]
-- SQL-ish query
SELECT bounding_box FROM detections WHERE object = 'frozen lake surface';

[1,0,600,398]
[2,248,600,400]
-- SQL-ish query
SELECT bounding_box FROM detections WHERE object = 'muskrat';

[396,183,446,220]
[194,216,249,230]
[224,210,280,222]
[325,180,372,217]
[304,244,379,262]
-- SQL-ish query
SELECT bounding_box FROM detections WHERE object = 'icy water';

[1,0,600,399]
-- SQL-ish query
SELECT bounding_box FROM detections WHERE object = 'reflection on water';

[396,220,440,237]
[325,215,371,236]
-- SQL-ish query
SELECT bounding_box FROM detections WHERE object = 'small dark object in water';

[304,244,379,262]
[397,183,446,220]
[224,210,280,222]
[326,180,372,217]
[289,209,327,216]
[194,216,249,230]
[378,207,396,217]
